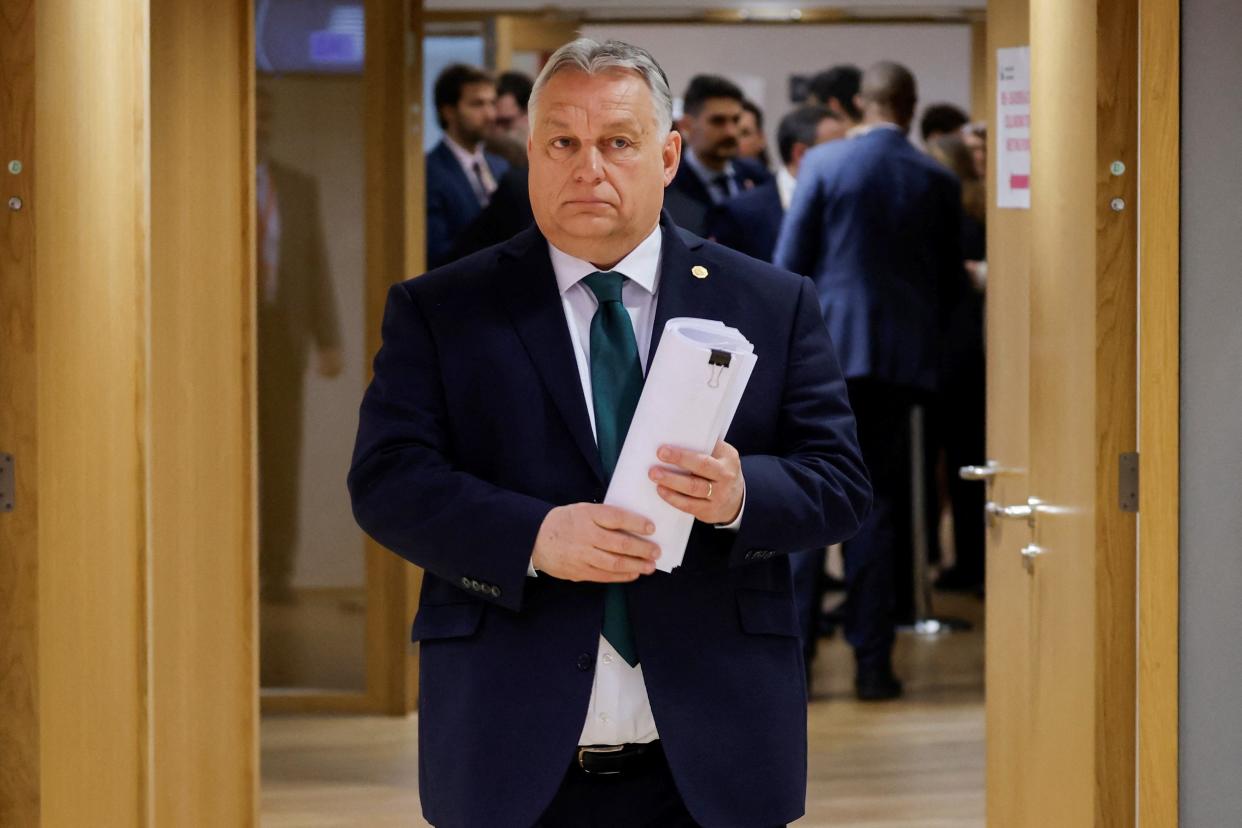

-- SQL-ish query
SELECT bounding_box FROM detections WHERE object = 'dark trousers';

[536,749,787,828]
[841,379,914,672]
[790,548,825,663]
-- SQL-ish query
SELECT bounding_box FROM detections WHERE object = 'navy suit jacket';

[773,128,966,392]
[348,213,871,828]
[706,178,784,263]
[664,156,770,237]
[425,139,510,269]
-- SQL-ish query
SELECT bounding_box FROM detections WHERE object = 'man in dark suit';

[444,165,535,262]
[774,62,966,701]
[707,105,844,263]
[425,64,510,268]
[664,74,769,236]
[255,87,344,605]
[350,38,870,828]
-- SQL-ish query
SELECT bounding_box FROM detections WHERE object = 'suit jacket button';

[577,653,594,671]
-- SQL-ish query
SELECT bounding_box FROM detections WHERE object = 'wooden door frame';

[259,0,422,716]
[1137,0,1180,823]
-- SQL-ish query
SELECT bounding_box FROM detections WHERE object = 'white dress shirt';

[537,223,744,745]
[776,164,798,212]
[548,223,664,747]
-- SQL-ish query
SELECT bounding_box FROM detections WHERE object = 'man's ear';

[852,93,866,117]
[791,142,809,169]
[663,130,682,186]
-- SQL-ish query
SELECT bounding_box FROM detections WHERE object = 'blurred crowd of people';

[424,56,987,702]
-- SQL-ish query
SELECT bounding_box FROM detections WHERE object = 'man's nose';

[573,145,605,182]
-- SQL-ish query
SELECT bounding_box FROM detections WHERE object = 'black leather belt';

[575,741,663,776]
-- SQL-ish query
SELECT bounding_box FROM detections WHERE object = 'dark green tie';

[583,271,644,667]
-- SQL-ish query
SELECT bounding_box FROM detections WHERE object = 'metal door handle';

[960,461,999,481]
[985,497,1041,528]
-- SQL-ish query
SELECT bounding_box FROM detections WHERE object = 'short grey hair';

[528,38,675,134]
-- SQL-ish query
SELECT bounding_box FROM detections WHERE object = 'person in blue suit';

[425,63,510,268]
[350,39,871,828]
[664,74,770,236]
[707,105,845,263]
[774,61,967,701]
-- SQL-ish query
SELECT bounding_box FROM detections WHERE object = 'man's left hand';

[649,440,744,525]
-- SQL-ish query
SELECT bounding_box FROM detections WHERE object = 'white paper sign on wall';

[997,46,1031,209]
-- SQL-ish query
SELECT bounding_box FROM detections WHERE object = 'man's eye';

[551,137,574,149]
[610,138,631,149]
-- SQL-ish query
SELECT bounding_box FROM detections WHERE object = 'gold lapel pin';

[692,265,709,279]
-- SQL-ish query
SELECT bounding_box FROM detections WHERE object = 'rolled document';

[606,318,758,571]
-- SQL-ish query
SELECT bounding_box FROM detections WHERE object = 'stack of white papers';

[606,318,758,572]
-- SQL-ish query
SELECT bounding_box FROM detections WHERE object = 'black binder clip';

[707,349,731,388]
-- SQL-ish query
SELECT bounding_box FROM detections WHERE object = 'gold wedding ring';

[706,481,713,499]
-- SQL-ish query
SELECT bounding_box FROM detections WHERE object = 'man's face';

[527,68,680,264]
[684,97,742,165]
[494,93,527,138]
[443,81,497,147]
[736,109,765,160]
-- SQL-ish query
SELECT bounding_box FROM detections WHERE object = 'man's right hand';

[531,504,660,583]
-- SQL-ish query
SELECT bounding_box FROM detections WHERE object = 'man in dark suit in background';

[255,86,343,605]
[774,62,966,701]
[664,74,769,236]
[425,64,510,268]
[350,38,870,828]
[707,105,845,263]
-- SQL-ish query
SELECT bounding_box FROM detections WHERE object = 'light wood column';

[34,0,152,824]
[150,0,257,823]
[1138,0,1180,823]
[969,20,988,121]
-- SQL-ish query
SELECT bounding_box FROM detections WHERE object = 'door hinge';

[1119,452,1139,513]
[0,453,13,512]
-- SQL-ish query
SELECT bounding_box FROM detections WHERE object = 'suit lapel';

[496,227,606,484]
[648,213,720,366]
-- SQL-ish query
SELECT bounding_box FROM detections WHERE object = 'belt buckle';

[577,744,626,775]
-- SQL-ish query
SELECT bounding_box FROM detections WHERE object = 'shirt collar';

[548,223,663,297]
[853,121,904,138]
[444,134,485,168]
[684,147,735,188]
[776,165,798,211]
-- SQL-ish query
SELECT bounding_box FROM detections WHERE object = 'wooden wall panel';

[0,0,39,823]
[150,0,257,824]
[34,0,152,824]
[982,1,1032,821]
[969,20,987,121]
[1092,0,1139,823]
[1138,0,1180,823]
